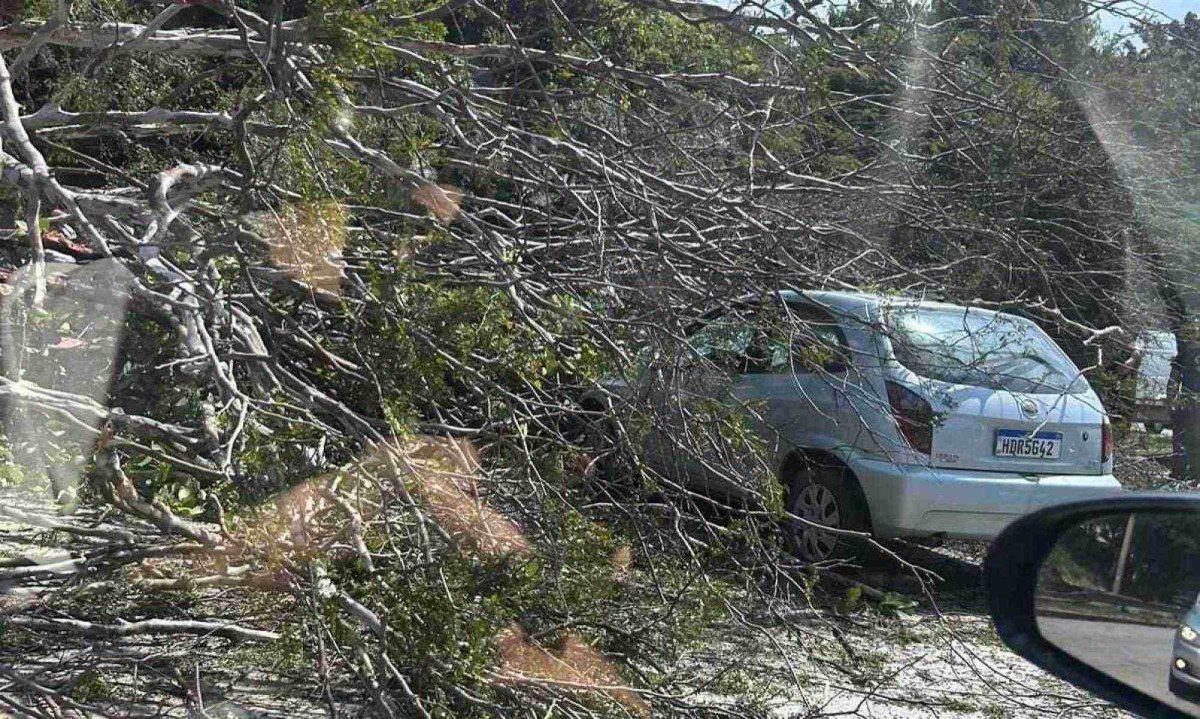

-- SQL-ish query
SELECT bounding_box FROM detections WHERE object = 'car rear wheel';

[784,459,871,562]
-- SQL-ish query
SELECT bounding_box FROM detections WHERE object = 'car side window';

[765,304,851,374]
[687,319,764,374]
[685,302,850,376]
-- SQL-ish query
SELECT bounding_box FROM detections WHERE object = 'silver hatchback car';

[590,290,1122,561]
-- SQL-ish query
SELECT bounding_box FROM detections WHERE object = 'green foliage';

[0,440,28,489]
[71,669,114,703]
[330,277,609,435]
[584,0,762,77]
[878,592,918,617]
[339,553,538,695]
[839,584,864,613]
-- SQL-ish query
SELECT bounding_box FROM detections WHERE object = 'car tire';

[580,405,626,489]
[784,457,872,563]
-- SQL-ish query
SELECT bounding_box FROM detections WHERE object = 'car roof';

[785,289,996,318]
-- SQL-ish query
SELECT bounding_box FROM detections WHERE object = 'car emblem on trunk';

[1020,399,1038,418]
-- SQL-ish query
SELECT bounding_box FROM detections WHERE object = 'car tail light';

[886,381,933,455]
[1101,416,1113,464]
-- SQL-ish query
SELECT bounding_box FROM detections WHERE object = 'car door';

[646,301,864,501]
[723,301,861,498]
[640,307,763,493]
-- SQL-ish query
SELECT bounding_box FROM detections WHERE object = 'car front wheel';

[580,405,633,491]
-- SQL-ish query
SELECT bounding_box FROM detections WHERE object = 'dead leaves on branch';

[405,435,533,557]
[250,189,460,304]
[249,435,531,561]
[412,182,464,223]
[496,624,650,717]
[254,201,348,295]
[177,434,645,712]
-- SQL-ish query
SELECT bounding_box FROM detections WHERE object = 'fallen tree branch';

[7,615,280,642]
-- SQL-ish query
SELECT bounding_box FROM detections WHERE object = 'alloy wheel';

[793,483,841,561]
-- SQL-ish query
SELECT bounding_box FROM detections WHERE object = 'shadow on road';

[602,478,991,613]
[852,539,987,611]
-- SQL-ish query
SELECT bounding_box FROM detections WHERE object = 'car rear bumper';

[848,456,1123,540]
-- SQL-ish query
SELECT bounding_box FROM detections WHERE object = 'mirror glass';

[1036,511,1200,715]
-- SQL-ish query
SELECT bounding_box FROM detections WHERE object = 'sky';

[1097,0,1196,34]
[753,0,1195,31]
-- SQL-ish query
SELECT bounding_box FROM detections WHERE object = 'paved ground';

[1039,615,1200,715]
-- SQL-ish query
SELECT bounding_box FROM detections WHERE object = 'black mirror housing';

[986,494,1200,719]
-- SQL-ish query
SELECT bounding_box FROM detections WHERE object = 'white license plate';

[994,430,1062,459]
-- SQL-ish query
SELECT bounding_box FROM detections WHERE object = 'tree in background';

[1076,11,1200,475]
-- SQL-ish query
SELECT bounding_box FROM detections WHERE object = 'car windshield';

[889,308,1088,394]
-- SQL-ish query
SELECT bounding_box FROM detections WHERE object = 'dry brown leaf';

[412,183,464,223]
[495,624,649,716]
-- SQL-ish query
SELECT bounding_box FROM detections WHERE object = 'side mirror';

[986,495,1200,718]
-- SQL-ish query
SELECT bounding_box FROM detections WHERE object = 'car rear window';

[887,308,1088,394]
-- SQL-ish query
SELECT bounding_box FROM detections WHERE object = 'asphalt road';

[1039,615,1200,715]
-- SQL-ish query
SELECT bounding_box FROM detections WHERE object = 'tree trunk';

[1140,228,1198,482]
[1173,332,1200,480]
